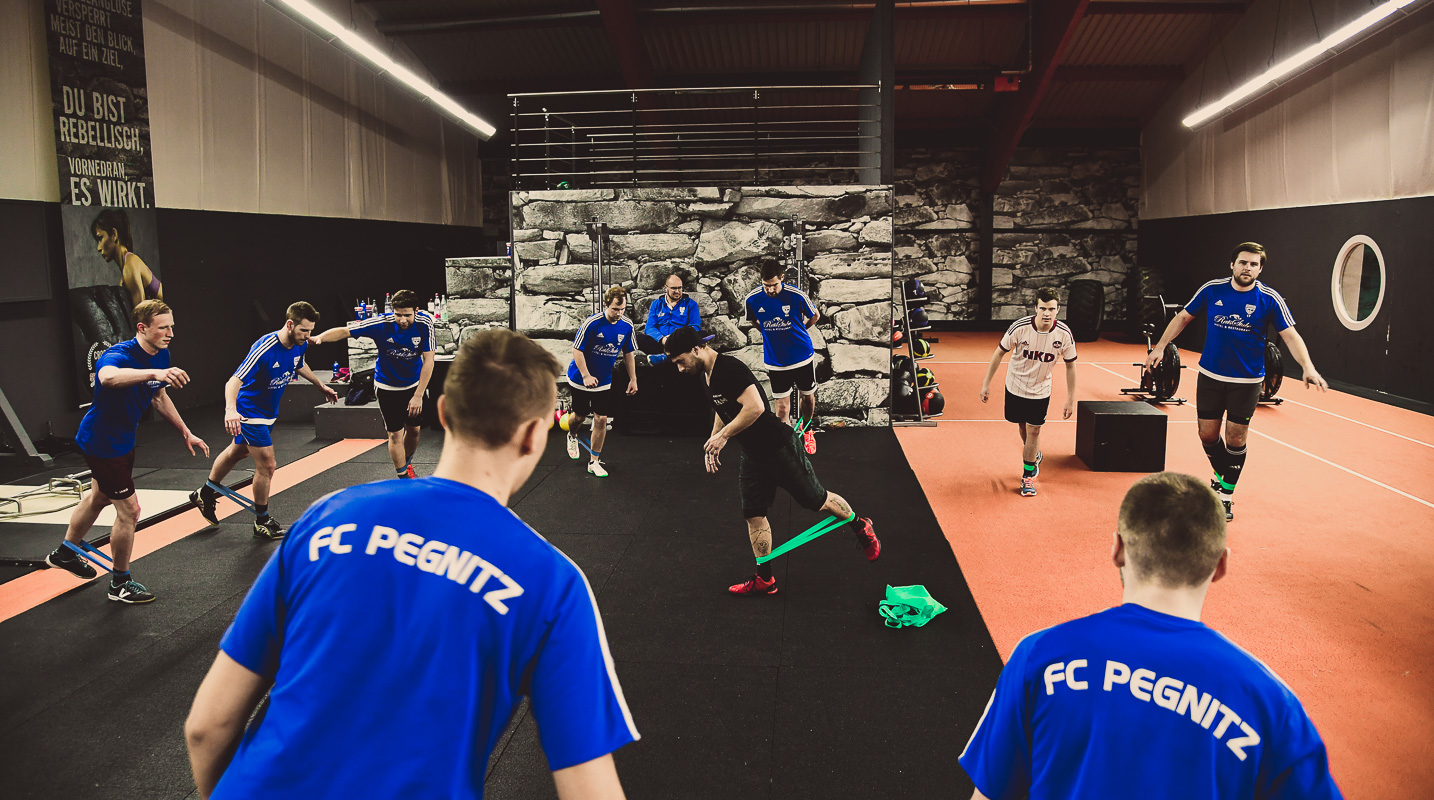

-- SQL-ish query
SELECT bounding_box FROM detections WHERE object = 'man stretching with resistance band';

[664,326,879,596]
[192,302,338,539]
[46,300,209,603]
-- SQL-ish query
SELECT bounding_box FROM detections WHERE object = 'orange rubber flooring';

[895,332,1434,800]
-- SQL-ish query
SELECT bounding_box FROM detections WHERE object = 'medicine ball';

[903,278,925,298]
[921,388,945,417]
[916,366,938,389]
[892,328,905,348]
[908,307,929,328]
[912,337,933,360]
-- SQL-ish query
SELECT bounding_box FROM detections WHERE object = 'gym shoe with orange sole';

[728,574,778,596]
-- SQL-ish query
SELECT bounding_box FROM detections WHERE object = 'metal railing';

[510,85,880,190]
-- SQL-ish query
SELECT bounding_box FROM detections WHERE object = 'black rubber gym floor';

[0,409,1002,799]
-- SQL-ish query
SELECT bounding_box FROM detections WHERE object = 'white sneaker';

[587,459,609,478]
[566,433,580,460]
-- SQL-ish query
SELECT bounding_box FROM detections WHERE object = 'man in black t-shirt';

[663,326,881,595]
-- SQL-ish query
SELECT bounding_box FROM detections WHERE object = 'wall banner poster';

[43,0,163,404]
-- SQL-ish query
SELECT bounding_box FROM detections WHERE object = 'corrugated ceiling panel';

[895,17,1028,69]
[365,0,584,22]
[1035,81,1169,121]
[1064,13,1221,66]
[895,88,996,121]
[645,22,867,73]
[420,26,617,82]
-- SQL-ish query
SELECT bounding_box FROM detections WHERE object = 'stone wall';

[442,256,514,349]
[896,145,1140,321]
[509,186,894,427]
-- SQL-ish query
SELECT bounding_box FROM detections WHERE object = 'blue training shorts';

[234,422,274,448]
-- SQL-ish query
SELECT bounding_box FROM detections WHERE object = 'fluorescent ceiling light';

[1182,0,1420,128]
[264,0,497,139]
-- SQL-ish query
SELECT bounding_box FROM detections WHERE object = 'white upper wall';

[0,0,484,226]
[1141,1,1434,220]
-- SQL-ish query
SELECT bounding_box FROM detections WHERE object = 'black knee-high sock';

[756,563,773,580]
[1202,439,1227,480]
[1222,443,1248,491]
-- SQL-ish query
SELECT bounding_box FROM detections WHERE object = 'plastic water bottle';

[332,359,340,379]
[384,293,392,314]
[359,298,367,319]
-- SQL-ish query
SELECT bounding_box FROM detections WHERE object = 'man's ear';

[1111,531,1126,569]
[1210,548,1230,584]
[517,417,541,457]
[435,395,450,432]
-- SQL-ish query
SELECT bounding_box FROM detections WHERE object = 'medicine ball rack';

[585,221,614,315]
[892,280,936,427]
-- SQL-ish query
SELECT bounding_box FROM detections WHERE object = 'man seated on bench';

[637,272,701,367]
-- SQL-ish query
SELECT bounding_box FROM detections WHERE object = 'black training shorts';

[570,385,619,418]
[82,450,136,500]
[768,361,817,399]
[377,386,425,433]
[1004,389,1050,427]
[737,432,827,519]
[1196,373,1261,426]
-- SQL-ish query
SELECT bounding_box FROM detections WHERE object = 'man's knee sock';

[1202,439,1227,479]
[1221,443,1248,492]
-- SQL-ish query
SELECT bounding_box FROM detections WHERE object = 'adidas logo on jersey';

[1215,300,1224,306]
[272,361,280,368]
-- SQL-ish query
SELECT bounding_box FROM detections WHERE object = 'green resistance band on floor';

[755,512,856,565]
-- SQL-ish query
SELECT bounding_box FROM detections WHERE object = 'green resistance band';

[755,512,856,565]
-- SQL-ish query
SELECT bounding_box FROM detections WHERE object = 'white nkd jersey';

[1000,316,1078,399]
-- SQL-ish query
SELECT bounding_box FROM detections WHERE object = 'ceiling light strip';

[1182,0,1420,128]
[264,0,496,139]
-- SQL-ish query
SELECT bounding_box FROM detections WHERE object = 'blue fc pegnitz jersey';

[75,339,169,458]
[233,332,309,424]
[347,311,435,390]
[215,478,639,800]
[645,294,702,340]
[1183,279,1295,383]
[960,604,1341,800]
[567,314,636,390]
[744,285,817,369]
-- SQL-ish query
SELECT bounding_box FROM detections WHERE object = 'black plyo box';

[1076,401,1167,473]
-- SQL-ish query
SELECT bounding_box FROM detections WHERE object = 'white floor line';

[926,419,1196,424]
[1247,428,1434,511]
[1085,361,1434,511]
[1274,396,1434,450]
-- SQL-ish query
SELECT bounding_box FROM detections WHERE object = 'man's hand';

[224,408,242,437]
[1303,368,1329,392]
[407,394,423,418]
[979,385,989,403]
[1144,347,1164,372]
[626,378,638,396]
[1063,399,1074,420]
[321,385,339,404]
[184,432,210,458]
[703,449,721,474]
[156,367,191,388]
[583,375,599,389]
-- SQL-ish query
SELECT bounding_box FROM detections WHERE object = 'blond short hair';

[133,299,171,328]
[443,329,561,447]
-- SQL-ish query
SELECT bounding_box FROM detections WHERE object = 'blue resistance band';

[206,480,258,515]
[755,512,857,565]
[62,539,114,574]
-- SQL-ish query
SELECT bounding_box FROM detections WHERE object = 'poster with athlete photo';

[61,205,164,405]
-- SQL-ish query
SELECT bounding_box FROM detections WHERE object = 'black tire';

[1067,279,1105,342]
[1127,266,1165,340]
[1262,340,1284,400]
[1152,343,1181,400]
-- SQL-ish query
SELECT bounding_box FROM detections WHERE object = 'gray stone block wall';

[896,146,1140,321]
[442,256,514,352]
[509,186,893,427]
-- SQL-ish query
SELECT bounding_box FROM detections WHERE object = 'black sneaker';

[45,546,97,580]
[1220,496,1234,522]
[108,578,155,604]
[191,488,219,526]
[253,516,286,540]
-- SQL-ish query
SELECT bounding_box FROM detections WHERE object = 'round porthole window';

[1330,235,1385,331]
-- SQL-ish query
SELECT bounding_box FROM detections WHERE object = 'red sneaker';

[405,464,417,479]
[802,428,817,455]
[853,517,880,561]
[728,574,778,596]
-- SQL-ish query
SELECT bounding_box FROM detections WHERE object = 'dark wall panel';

[1139,196,1434,405]
[0,202,485,443]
